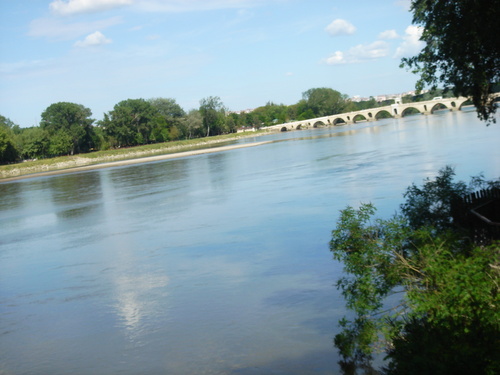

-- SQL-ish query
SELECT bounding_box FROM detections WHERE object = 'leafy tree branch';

[330,167,500,374]
[400,0,500,123]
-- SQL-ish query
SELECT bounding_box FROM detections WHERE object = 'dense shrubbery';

[330,167,500,374]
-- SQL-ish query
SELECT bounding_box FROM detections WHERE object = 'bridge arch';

[280,126,288,132]
[313,120,327,128]
[401,106,422,117]
[457,98,473,110]
[353,114,367,123]
[333,117,347,125]
[430,102,449,113]
[374,109,392,120]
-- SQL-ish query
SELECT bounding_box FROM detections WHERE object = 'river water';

[1,108,499,374]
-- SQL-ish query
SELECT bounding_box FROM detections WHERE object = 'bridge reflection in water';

[267,96,481,132]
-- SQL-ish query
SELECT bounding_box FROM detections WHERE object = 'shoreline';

[0,139,273,183]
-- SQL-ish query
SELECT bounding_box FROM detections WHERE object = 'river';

[1,108,499,374]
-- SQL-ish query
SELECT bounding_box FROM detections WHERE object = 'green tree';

[148,98,186,142]
[243,112,261,128]
[40,102,95,155]
[360,97,378,110]
[402,94,413,104]
[297,109,315,121]
[302,87,348,117]
[183,109,203,139]
[401,0,500,123]
[287,102,302,121]
[168,125,181,141]
[400,165,469,232]
[149,116,170,143]
[0,128,19,163]
[48,131,73,157]
[0,115,19,163]
[384,239,500,375]
[199,96,227,137]
[250,102,290,127]
[227,112,244,130]
[251,106,271,127]
[17,127,50,159]
[92,126,110,150]
[0,115,17,130]
[225,115,237,134]
[330,167,500,373]
[100,99,156,147]
[148,97,185,119]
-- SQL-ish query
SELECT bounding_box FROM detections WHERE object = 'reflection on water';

[112,266,169,337]
[1,110,499,374]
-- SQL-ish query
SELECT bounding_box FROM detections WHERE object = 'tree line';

[0,87,409,164]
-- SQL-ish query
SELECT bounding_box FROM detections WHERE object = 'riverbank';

[0,131,271,182]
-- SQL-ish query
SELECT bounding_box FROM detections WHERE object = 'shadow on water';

[46,171,103,220]
[256,119,394,145]
[337,360,382,375]
[230,349,338,375]
[207,152,230,191]
[0,180,23,211]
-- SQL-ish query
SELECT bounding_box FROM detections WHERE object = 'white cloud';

[74,31,112,47]
[29,16,122,41]
[351,41,389,59]
[48,0,283,15]
[324,51,345,65]
[49,0,132,16]
[324,41,390,65]
[394,25,424,58]
[378,29,399,40]
[325,19,356,36]
[134,0,273,13]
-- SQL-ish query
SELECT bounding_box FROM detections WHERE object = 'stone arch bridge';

[266,96,480,132]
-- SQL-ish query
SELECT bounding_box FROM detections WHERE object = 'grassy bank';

[0,130,269,180]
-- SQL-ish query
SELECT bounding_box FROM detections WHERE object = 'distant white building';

[350,89,431,103]
[350,96,370,102]
[230,108,255,115]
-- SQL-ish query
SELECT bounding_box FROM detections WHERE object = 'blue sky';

[0,0,424,127]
